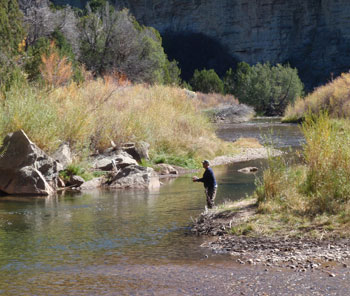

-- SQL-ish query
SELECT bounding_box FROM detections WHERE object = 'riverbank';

[192,113,350,273]
[191,198,350,273]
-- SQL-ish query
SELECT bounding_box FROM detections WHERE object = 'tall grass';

[257,113,350,217]
[283,73,350,122]
[301,113,350,213]
[0,78,230,164]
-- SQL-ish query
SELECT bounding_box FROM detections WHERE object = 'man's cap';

[202,160,210,165]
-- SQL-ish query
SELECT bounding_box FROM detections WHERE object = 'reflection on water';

[0,119,304,294]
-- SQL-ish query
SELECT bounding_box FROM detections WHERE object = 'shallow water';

[0,119,304,295]
[216,117,304,149]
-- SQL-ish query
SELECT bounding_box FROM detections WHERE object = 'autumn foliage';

[40,42,73,87]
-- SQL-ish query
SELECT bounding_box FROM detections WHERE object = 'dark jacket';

[196,167,217,189]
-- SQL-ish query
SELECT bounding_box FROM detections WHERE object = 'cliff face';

[53,0,350,87]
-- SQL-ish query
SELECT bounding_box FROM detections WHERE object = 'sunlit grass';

[216,113,350,238]
[283,72,350,122]
[0,79,235,166]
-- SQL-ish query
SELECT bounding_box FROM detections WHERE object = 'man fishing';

[192,160,217,209]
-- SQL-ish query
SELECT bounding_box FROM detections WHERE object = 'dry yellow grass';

[232,137,263,148]
[284,73,350,122]
[0,78,233,165]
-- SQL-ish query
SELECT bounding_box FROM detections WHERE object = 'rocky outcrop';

[0,130,60,195]
[106,165,160,189]
[53,0,350,88]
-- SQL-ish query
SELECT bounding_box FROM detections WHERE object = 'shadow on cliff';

[287,28,350,92]
[162,32,238,81]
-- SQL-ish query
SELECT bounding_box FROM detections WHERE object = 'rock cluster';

[0,130,160,196]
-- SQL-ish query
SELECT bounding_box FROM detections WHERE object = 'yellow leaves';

[18,38,26,53]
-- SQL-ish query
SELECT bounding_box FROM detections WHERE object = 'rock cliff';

[53,0,350,88]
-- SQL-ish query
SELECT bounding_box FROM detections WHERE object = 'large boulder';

[0,130,60,195]
[80,177,103,190]
[68,175,85,187]
[93,151,138,171]
[52,143,72,169]
[154,164,178,175]
[106,165,160,189]
[121,141,150,163]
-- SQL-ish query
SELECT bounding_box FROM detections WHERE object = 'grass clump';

[283,72,350,122]
[59,164,94,182]
[251,112,350,237]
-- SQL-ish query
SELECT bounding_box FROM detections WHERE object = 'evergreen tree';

[225,62,304,115]
[190,69,224,94]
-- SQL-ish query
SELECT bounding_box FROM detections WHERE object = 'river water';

[0,119,307,295]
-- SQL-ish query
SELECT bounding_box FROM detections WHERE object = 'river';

[5,119,347,295]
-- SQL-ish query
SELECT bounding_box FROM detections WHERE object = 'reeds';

[258,113,350,217]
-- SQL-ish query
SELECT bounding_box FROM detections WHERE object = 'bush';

[226,62,304,116]
[190,69,224,94]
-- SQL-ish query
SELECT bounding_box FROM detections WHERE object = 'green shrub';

[226,62,304,116]
[190,69,224,94]
[60,164,93,182]
[301,113,350,214]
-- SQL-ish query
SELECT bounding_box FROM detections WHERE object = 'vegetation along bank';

[192,74,350,272]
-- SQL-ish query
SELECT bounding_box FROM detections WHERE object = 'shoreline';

[166,146,282,178]
[191,198,350,273]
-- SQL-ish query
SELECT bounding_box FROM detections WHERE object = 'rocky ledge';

[191,200,350,274]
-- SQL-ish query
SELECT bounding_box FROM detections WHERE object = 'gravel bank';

[191,200,350,273]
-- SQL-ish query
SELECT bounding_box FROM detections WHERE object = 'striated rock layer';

[53,0,350,87]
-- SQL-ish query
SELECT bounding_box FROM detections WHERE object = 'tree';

[19,0,79,55]
[0,0,26,90]
[225,62,304,115]
[79,3,180,84]
[190,69,224,94]
[24,30,80,82]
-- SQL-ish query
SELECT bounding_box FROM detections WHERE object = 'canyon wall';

[53,0,350,87]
